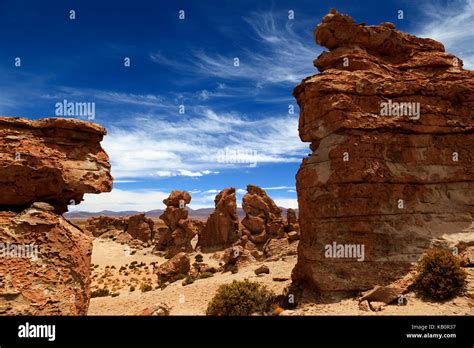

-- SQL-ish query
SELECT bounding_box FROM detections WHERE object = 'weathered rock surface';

[0,117,112,214]
[285,208,300,234]
[255,264,270,275]
[85,213,155,243]
[292,10,474,294]
[156,191,199,257]
[264,238,299,261]
[242,185,285,243]
[154,252,190,285]
[198,187,240,251]
[460,247,474,267]
[85,216,127,238]
[139,303,171,316]
[126,213,155,242]
[0,204,92,315]
[0,116,112,315]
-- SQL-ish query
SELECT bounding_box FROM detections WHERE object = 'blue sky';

[1,0,473,211]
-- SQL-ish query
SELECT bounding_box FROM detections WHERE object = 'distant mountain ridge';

[64,207,297,220]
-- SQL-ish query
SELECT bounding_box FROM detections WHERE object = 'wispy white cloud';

[42,87,174,109]
[150,10,319,85]
[263,186,295,191]
[103,107,306,179]
[415,0,474,69]
[154,169,219,178]
[273,198,299,209]
[71,189,169,212]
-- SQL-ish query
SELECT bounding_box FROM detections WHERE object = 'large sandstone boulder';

[198,187,240,251]
[0,117,112,214]
[241,185,285,243]
[154,252,190,285]
[126,213,155,242]
[0,116,112,315]
[0,204,92,315]
[292,10,474,294]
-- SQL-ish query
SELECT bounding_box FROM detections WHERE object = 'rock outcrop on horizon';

[197,187,240,251]
[0,117,112,315]
[292,10,474,294]
[241,185,285,243]
[0,117,112,214]
[85,213,155,244]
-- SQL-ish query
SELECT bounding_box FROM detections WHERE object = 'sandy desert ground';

[87,239,474,316]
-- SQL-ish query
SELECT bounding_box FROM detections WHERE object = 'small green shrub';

[182,275,195,286]
[199,272,214,279]
[140,283,153,292]
[195,254,204,263]
[166,273,187,284]
[129,286,135,292]
[206,280,276,316]
[91,288,110,298]
[414,248,466,301]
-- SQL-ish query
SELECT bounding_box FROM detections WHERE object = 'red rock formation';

[156,191,198,257]
[241,185,285,243]
[0,117,112,214]
[0,204,92,315]
[85,213,155,244]
[126,213,155,242]
[285,208,299,233]
[0,116,112,315]
[197,187,240,251]
[154,252,190,285]
[292,10,474,294]
[85,216,128,237]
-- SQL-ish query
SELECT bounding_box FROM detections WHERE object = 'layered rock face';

[242,185,285,243]
[0,205,92,315]
[198,187,240,251]
[292,10,474,294]
[156,191,201,257]
[85,213,155,243]
[0,117,112,214]
[0,117,112,314]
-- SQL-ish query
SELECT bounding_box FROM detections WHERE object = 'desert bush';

[198,272,214,279]
[206,280,276,316]
[129,286,136,292]
[140,283,153,292]
[91,288,110,298]
[182,275,195,286]
[414,248,466,301]
[195,254,204,263]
